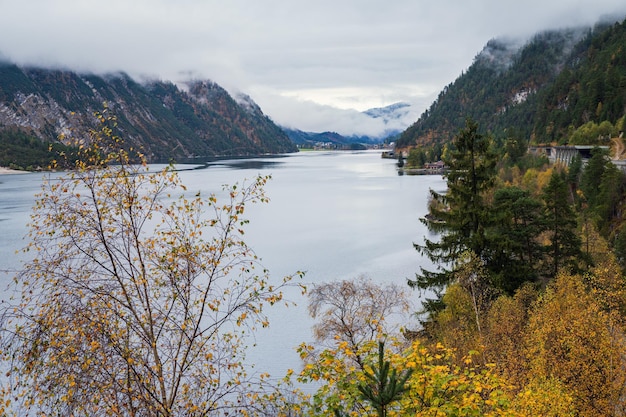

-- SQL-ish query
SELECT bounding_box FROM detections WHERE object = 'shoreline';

[398,167,447,175]
[0,167,29,175]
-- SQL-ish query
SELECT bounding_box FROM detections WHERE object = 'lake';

[0,150,445,384]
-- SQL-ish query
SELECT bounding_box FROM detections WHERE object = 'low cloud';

[1,0,625,135]
[251,91,425,138]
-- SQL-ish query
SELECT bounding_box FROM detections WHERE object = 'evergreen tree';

[580,146,609,208]
[542,170,585,277]
[410,119,497,302]
[595,162,626,236]
[566,153,583,204]
[486,186,545,293]
[406,148,426,168]
[356,341,413,417]
[613,223,626,267]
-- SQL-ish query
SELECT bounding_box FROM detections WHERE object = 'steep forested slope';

[397,18,626,148]
[0,63,296,168]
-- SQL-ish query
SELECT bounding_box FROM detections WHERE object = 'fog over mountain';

[284,102,415,145]
[2,1,625,138]
[259,95,420,139]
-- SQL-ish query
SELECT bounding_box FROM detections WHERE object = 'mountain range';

[0,64,296,168]
[283,102,411,147]
[3,14,626,169]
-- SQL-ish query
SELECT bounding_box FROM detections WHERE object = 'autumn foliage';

[2,110,626,417]
[0,111,300,416]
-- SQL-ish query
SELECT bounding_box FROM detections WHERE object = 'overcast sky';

[1,1,625,137]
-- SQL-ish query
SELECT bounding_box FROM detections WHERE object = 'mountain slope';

[0,63,296,167]
[283,129,357,148]
[362,102,414,139]
[284,102,412,147]
[396,17,626,149]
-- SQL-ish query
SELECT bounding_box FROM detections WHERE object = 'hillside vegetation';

[0,63,296,169]
[397,18,626,149]
[5,15,626,417]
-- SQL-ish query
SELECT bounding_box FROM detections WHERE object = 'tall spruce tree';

[486,186,545,293]
[566,154,583,204]
[595,162,626,235]
[410,119,497,306]
[542,170,584,277]
[580,146,609,208]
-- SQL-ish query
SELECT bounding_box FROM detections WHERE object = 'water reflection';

[0,151,446,386]
[212,159,285,170]
[173,154,290,172]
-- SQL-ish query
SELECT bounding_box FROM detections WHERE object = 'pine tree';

[542,170,584,277]
[357,341,413,417]
[486,186,545,293]
[566,153,583,203]
[410,119,497,304]
[580,146,609,208]
[595,162,626,235]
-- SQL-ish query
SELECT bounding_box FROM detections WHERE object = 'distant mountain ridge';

[0,62,296,168]
[284,102,411,147]
[363,102,412,121]
[396,16,626,149]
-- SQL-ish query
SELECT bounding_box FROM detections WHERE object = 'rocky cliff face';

[0,63,296,162]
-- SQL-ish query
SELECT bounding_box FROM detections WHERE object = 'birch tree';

[0,113,300,416]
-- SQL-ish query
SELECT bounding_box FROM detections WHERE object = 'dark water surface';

[0,150,445,382]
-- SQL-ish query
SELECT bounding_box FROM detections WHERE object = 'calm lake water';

[0,150,445,383]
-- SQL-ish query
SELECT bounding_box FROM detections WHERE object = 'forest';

[2,109,626,416]
[396,18,626,150]
[280,118,626,416]
[2,15,626,417]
